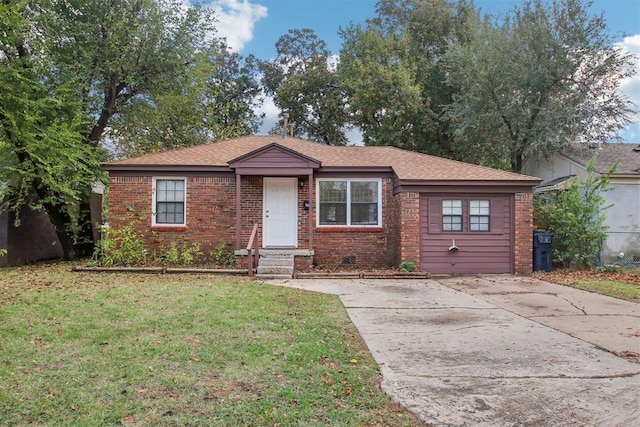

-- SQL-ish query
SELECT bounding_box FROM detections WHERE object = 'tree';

[111,43,264,158]
[446,0,636,172]
[1,0,240,259]
[338,0,478,155]
[534,158,615,268]
[259,29,349,145]
[0,0,105,258]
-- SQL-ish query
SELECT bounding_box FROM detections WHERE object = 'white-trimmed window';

[469,200,490,232]
[317,179,381,226]
[442,200,463,232]
[152,177,186,226]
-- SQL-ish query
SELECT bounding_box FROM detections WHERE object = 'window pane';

[350,181,377,203]
[156,202,185,224]
[470,200,489,232]
[155,179,185,224]
[470,200,489,215]
[442,200,462,231]
[470,216,489,231]
[443,215,462,231]
[320,181,346,202]
[443,200,462,215]
[351,181,378,225]
[319,203,346,225]
[319,181,347,225]
[351,203,378,225]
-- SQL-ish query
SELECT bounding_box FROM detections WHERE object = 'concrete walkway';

[265,276,640,426]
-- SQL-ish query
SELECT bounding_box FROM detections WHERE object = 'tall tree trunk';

[45,197,96,261]
[74,198,96,258]
[43,201,76,261]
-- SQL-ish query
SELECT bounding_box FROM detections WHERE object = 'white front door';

[263,178,297,248]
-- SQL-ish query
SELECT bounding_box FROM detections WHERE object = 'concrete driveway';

[265,276,640,426]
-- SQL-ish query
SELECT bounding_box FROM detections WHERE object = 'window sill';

[315,227,383,233]
[151,226,188,232]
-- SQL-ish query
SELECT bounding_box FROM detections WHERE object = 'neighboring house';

[0,207,63,267]
[103,135,540,275]
[0,184,103,267]
[522,143,640,264]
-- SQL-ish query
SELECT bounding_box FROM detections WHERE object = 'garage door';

[420,195,513,274]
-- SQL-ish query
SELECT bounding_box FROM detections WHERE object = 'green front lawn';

[0,264,422,426]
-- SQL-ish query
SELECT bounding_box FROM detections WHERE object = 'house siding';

[420,194,514,274]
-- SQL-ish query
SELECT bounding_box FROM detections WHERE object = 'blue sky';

[206,0,640,142]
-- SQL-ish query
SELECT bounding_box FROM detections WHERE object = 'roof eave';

[395,179,541,194]
[103,164,230,173]
[316,166,394,174]
[398,178,541,186]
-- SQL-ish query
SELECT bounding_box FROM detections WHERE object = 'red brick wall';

[395,192,420,267]
[514,192,534,274]
[240,176,263,248]
[312,178,396,269]
[297,178,311,249]
[108,174,238,262]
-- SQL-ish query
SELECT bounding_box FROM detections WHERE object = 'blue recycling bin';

[533,231,553,272]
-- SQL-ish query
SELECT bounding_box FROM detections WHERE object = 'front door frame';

[263,177,298,248]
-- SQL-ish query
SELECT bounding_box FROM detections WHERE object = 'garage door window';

[469,200,490,232]
[442,200,463,231]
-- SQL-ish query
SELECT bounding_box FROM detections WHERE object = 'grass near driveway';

[534,269,640,302]
[0,264,422,426]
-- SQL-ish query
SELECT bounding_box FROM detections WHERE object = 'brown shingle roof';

[562,143,640,175]
[105,135,539,182]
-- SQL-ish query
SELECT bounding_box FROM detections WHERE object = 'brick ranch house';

[103,135,541,275]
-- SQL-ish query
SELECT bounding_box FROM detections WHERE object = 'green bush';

[399,261,416,272]
[156,240,203,266]
[534,158,615,269]
[95,224,146,266]
[211,241,236,267]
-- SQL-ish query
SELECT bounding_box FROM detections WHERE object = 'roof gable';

[228,143,321,174]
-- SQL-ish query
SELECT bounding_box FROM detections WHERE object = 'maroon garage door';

[420,194,513,274]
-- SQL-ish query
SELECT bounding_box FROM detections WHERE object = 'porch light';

[299,178,305,188]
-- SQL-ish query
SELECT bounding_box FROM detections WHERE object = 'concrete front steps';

[256,249,315,279]
[257,250,295,279]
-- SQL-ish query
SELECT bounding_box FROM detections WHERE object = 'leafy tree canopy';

[259,28,349,145]
[1,0,262,259]
[338,0,477,155]
[445,0,636,172]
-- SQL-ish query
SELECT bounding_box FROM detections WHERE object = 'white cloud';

[207,0,267,52]
[617,34,640,142]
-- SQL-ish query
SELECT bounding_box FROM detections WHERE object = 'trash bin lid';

[536,234,553,244]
